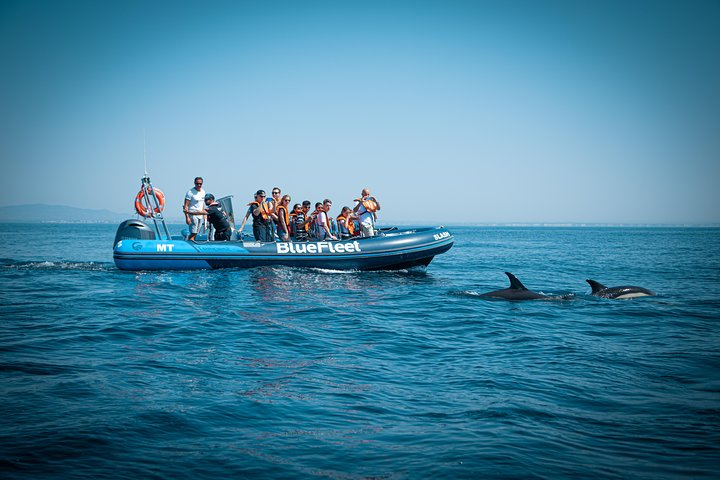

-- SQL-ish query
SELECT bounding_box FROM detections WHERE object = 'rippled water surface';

[1,224,719,479]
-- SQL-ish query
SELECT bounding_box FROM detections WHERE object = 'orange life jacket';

[355,197,378,213]
[301,209,311,231]
[277,204,290,231]
[290,210,309,237]
[337,214,356,236]
[247,201,273,220]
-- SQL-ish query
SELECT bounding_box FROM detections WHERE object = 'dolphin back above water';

[480,272,549,300]
[586,279,655,299]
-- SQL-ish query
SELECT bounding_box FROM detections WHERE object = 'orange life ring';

[134,187,165,217]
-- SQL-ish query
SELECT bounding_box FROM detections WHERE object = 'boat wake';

[308,265,428,275]
[0,259,114,272]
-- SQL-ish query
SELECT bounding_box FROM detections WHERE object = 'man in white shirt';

[353,188,381,237]
[183,177,206,241]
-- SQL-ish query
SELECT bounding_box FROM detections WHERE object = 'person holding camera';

[336,206,359,240]
[353,188,381,237]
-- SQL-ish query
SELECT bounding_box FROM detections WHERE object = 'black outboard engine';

[114,219,156,246]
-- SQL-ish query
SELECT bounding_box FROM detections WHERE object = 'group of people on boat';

[182,177,381,243]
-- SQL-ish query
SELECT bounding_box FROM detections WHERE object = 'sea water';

[1,224,718,479]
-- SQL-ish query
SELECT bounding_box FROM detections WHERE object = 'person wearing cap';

[238,190,275,242]
[198,193,232,241]
[183,176,205,241]
[185,192,231,241]
[238,189,262,238]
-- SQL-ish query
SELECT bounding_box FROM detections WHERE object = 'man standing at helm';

[353,188,381,237]
[183,176,205,241]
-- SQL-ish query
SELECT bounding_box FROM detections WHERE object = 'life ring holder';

[134,186,165,217]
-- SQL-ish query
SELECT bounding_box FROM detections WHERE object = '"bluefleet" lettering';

[276,241,361,255]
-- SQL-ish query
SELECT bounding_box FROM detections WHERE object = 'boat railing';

[140,175,172,241]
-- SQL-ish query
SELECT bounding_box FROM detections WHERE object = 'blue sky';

[2,0,718,224]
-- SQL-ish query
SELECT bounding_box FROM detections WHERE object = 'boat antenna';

[143,130,148,176]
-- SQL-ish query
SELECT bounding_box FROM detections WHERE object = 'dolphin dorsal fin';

[505,272,528,290]
[586,279,606,294]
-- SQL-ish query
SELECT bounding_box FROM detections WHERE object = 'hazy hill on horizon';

[0,203,183,223]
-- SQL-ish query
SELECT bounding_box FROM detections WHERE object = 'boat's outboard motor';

[114,219,156,246]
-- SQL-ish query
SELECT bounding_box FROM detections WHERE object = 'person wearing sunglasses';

[291,203,309,241]
[238,190,275,242]
[276,195,292,241]
[270,187,283,236]
[270,187,282,207]
[293,201,312,241]
[182,176,206,241]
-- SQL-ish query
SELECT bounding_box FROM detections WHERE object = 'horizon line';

[1,203,718,227]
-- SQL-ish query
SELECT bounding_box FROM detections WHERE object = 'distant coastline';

[0,203,180,224]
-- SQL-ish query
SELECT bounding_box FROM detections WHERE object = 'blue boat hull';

[113,223,454,271]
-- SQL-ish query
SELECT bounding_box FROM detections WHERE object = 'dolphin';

[480,272,549,300]
[586,279,655,299]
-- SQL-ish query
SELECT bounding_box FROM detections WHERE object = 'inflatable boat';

[113,221,453,271]
[113,176,454,271]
